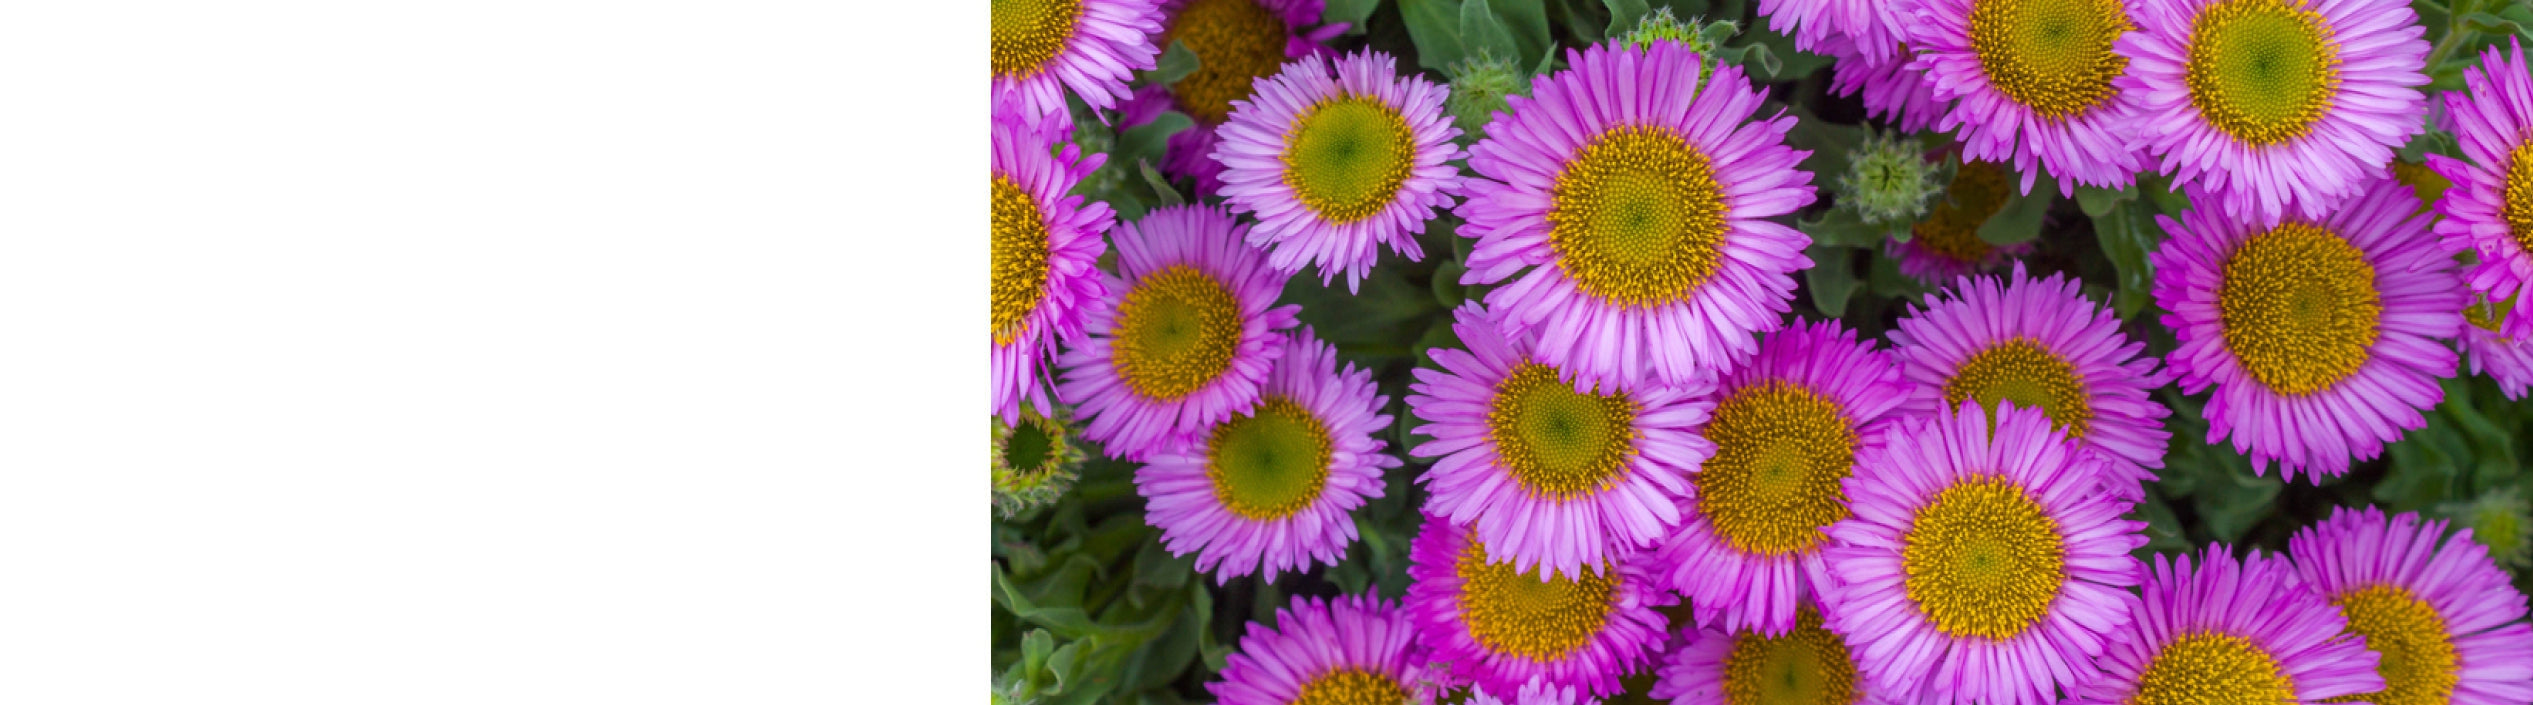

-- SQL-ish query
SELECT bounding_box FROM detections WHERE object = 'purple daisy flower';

[1137,328,1397,582]
[2119,0,2430,226]
[1210,592,1440,705]
[1407,302,1716,581]
[1404,513,1673,697]
[2149,176,2464,480]
[1457,41,1816,392]
[2428,39,2533,338]
[1908,0,2144,195]
[2464,296,2533,400]
[1656,319,1908,636]
[1647,606,1893,705]
[2064,545,2384,705]
[1470,676,1599,705]
[1124,0,1343,195]
[1058,204,1300,460]
[1823,400,2146,705]
[1889,264,2173,499]
[1825,38,1948,134]
[990,0,1164,123]
[1884,158,2036,286]
[992,92,1113,424]
[2289,506,2533,705]
[1760,0,1907,66]
[1213,50,1465,290]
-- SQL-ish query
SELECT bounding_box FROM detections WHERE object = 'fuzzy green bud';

[2442,487,2533,572]
[1618,9,1732,83]
[1446,50,1528,144]
[992,408,1086,519]
[1838,131,1947,228]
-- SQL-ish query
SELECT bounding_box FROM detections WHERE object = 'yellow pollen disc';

[2321,585,2460,705]
[1456,534,1619,661]
[1547,126,1732,308]
[992,176,1053,346]
[1912,160,2017,263]
[2217,222,2381,396]
[1205,396,1333,521]
[1696,381,1860,556]
[1293,668,1411,705]
[1968,0,2132,119]
[1944,337,2095,437]
[1165,0,1289,124]
[2505,140,2533,254]
[990,0,1084,78]
[2130,632,2296,705]
[2389,161,2451,215]
[2466,295,2514,334]
[2184,0,2341,146]
[1113,264,1245,400]
[1722,608,1865,705]
[1488,363,1641,499]
[1901,475,2067,640]
[1282,96,1415,224]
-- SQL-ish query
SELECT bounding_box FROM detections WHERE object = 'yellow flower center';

[989,0,1083,78]
[1901,475,2067,640]
[1293,668,1412,705]
[1722,608,1865,705]
[2505,139,2533,255]
[2129,632,2296,705]
[2184,0,2341,146]
[1912,160,2016,264]
[1206,396,1332,520]
[1943,338,2094,437]
[992,176,1053,346]
[1456,533,1619,661]
[2217,222,2381,396]
[1165,0,1289,124]
[1696,381,1860,556]
[2321,585,2460,705]
[1547,126,1731,308]
[1113,264,1245,400]
[1487,363,1640,499]
[1282,96,1415,223]
[1969,0,2132,119]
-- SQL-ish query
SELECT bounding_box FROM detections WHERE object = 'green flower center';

[1697,381,1859,556]
[1283,96,1415,223]
[1488,363,1640,499]
[1722,609,1864,705]
[1969,0,2132,119]
[1004,418,1057,476]
[1912,160,2016,264]
[992,176,1053,345]
[2131,632,2296,705]
[2185,0,2340,146]
[1901,475,2066,640]
[1547,126,1731,308]
[2505,139,2533,254]
[1456,532,1618,661]
[989,0,1083,78]
[1206,396,1333,520]
[1164,0,1289,124]
[1293,668,1411,705]
[2323,585,2459,705]
[2217,222,2381,396]
[1113,264,1244,400]
[1943,337,2094,437]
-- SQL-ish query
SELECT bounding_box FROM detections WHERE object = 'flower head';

[1825,38,1948,134]
[1470,676,1600,705]
[992,407,1088,518]
[1885,158,2034,284]
[2428,38,2533,338]
[991,0,1164,122]
[992,92,1113,423]
[2065,546,2386,705]
[2289,506,2533,705]
[1211,592,1439,705]
[1405,513,1674,697]
[1647,607,1895,705]
[1126,0,1343,195]
[1909,0,2145,194]
[1761,0,1906,66]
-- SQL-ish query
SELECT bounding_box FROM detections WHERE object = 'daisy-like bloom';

[2149,177,2465,479]
[1137,328,1397,582]
[1470,676,1599,705]
[1657,319,1909,636]
[1128,0,1342,195]
[2064,546,2384,705]
[989,0,1163,121]
[1404,513,1673,697]
[1825,39,1948,135]
[1884,158,2036,285]
[1407,302,1716,580]
[991,407,1088,518]
[992,92,1113,424]
[1823,400,2146,705]
[1457,42,1816,391]
[1889,265,2173,498]
[2429,39,2533,338]
[2463,295,2533,399]
[2288,506,2533,705]
[1909,0,2144,194]
[2119,0,2430,226]
[1761,0,1905,66]
[1059,204,1300,460]
[1647,606,1889,705]
[1213,50,1464,290]
[1210,592,1438,705]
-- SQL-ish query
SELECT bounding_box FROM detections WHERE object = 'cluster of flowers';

[988,0,2533,702]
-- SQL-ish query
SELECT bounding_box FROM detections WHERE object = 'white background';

[0,2,972,701]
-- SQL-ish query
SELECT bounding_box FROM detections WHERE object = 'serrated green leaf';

[1977,187,2051,245]
[1401,0,1472,70]
[1144,40,1199,86]
[1805,244,1860,317]
[1602,0,1651,38]
[1462,0,1524,69]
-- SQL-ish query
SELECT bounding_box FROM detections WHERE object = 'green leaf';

[1144,40,1199,86]
[1977,187,2051,245]
[1495,0,1554,68]
[1137,161,1182,207]
[2092,199,2162,318]
[1800,207,1884,248]
[1462,0,1524,68]
[2462,11,2533,38]
[1323,0,1382,28]
[2074,184,2135,218]
[1401,0,1472,70]
[1114,111,1191,170]
[1805,244,1860,317]
[1602,0,1651,38]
